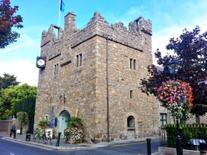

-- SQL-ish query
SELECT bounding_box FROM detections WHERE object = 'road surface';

[0,137,160,155]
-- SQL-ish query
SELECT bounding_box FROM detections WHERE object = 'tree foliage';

[0,84,36,122]
[0,73,19,89]
[141,26,207,116]
[0,0,23,48]
[16,111,28,126]
[67,117,84,128]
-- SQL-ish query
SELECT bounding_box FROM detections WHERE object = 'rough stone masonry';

[35,11,160,141]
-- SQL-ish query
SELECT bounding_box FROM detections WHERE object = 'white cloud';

[152,26,184,63]
[0,59,39,86]
[107,2,207,66]
[106,6,146,26]
[1,33,40,54]
[152,13,207,64]
[0,27,42,86]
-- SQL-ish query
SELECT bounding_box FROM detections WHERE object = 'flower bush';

[64,117,85,144]
[157,80,193,119]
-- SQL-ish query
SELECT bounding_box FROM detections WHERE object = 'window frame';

[130,90,133,99]
[130,58,133,69]
[76,53,83,67]
[54,64,59,79]
[129,58,136,70]
[127,115,135,130]
[160,113,167,126]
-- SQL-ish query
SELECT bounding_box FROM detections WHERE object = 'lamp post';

[164,58,183,155]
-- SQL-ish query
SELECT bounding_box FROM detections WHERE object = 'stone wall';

[35,11,160,141]
[94,35,159,139]
[0,120,13,134]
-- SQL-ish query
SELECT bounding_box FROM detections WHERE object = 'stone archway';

[127,115,136,139]
[59,110,70,137]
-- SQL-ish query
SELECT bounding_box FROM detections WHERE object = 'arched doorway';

[59,110,70,137]
[127,115,136,139]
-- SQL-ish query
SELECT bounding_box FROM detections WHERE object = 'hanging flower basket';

[157,80,193,118]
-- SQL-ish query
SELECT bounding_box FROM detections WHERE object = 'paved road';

[0,136,160,155]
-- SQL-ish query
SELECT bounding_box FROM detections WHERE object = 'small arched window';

[127,115,135,130]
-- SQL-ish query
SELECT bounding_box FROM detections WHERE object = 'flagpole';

[58,0,61,26]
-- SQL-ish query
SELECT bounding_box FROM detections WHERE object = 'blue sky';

[1,0,207,86]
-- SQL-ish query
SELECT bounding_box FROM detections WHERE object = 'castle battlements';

[41,11,152,54]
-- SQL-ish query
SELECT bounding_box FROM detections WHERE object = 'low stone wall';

[0,120,13,134]
[158,146,207,155]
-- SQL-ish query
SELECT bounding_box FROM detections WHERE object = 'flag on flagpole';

[58,0,65,26]
[60,0,65,12]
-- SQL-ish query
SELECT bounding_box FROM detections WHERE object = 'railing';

[31,128,52,145]
[160,127,167,146]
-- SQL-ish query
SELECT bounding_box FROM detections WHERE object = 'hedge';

[164,124,207,147]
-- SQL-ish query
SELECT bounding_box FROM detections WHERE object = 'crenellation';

[111,22,128,32]
[129,17,152,35]
[69,12,152,52]
[87,12,109,27]
[41,12,152,54]
[41,25,63,48]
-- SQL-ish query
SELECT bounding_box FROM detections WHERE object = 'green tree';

[0,84,17,119]
[0,0,23,48]
[141,26,207,116]
[0,84,36,130]
[17,111,28,126]
[0,73,19,89]
[17,111,28,134]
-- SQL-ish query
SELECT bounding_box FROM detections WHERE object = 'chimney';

[64,12,76,34]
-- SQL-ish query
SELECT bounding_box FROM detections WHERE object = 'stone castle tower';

[35,11,160,141]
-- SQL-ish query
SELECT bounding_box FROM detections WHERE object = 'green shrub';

[16,111,29,126]
[68,117,83,128]
[64,117,85,144]
[164,124,207,147]
[38,119,49,130]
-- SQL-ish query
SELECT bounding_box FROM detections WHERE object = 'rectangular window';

[133,59,136,70]
[54,64,59,79]
[130,90,133,99]
[76,55,79,67]
[160,113,167,126]
[129,58,136,70]
[76,53,82,67]
[80,53,82,66]
[130,58,133,69]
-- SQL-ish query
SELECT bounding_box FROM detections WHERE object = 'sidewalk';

[0,132,160,151]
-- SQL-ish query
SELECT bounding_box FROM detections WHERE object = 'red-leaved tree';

[0,0,23,48]
[141,27,207,118]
